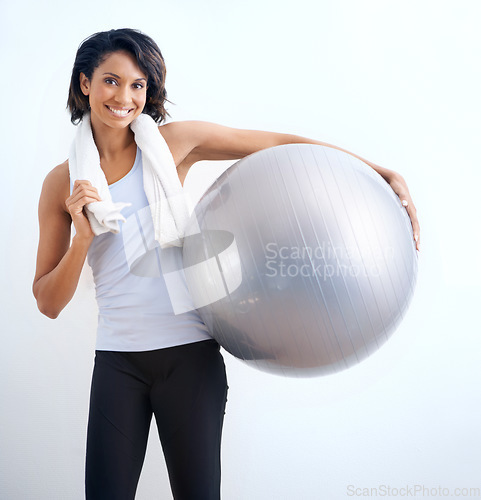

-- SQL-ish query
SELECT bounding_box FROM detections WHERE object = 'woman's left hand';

[376,167,420,251]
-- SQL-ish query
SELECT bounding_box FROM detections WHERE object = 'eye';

[104,78,118,86]
[132,82,145,90]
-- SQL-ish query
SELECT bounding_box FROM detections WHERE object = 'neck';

[89,113,136,161]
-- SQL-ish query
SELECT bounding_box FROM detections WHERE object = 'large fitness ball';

[182,144,418,377]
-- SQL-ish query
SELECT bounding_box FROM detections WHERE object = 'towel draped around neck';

[68,112,190,248]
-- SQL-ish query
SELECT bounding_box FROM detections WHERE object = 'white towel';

[68,112,190,248]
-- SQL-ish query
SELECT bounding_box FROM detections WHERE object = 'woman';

[32,28,420,500]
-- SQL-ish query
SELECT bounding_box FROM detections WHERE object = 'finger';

[397,194,420,249]
[72,182,100,196]
[69,186,102,204]
[73,179,92,187]
[70,194,102,207]
[66,194,103,212]
[405,204,420,251]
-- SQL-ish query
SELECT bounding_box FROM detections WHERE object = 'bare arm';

[32,164,101,319]
[162,120,389,166]
[160,121,420,250]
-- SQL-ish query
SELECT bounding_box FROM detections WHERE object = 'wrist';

[367,163,397,182]
[72,233,94,249]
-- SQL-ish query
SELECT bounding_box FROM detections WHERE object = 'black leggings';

[85,339,228,500]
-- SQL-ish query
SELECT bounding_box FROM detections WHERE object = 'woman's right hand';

[65,180,102,241]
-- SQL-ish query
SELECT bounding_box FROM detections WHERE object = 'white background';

[1,0,480,498]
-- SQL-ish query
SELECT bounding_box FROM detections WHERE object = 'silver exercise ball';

[182,144,418,377]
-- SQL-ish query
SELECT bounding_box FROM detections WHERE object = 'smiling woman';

[76,51,150,184]
[79,53,147,124]
[67,29,169,125]
[32,27,420,500]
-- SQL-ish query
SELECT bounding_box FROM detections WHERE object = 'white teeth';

[108,107,131,116]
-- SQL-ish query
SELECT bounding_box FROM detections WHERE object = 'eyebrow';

[102,72,147,82]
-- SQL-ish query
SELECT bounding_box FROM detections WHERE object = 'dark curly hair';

[67,28,170,125]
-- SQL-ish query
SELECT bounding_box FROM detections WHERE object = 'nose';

[114,84,132,106]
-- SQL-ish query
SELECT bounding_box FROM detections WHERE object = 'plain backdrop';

[1,0,480,499]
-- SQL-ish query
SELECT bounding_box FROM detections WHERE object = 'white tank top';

[71,147,211,351]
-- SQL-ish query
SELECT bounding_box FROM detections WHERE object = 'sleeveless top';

[70,147,211,351]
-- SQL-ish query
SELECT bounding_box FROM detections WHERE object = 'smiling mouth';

[106,106,134,117]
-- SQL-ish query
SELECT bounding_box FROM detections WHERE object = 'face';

[80,50,147,129]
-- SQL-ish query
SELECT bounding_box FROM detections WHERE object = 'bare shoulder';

[158,121,202,166]
[158,120,197,135]
[40,159,71,216]
[158,120,199,144]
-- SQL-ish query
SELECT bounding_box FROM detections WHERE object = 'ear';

[79,72,90,96]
